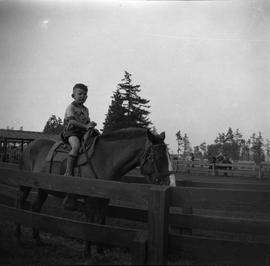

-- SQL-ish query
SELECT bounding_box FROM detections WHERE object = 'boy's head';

[72,83,88,104]
[72,83,88,97]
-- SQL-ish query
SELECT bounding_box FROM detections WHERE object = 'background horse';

[18,127,175,256]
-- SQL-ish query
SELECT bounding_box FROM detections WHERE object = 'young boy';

[62,83,96,209]
[62,83,96,176]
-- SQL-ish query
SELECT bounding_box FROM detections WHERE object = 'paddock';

[0,163,270,265]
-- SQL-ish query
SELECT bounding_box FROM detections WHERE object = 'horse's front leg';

[84,197,110,257]
[31,188,48,245]
[16,186,32,244]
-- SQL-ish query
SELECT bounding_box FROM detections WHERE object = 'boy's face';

[73,88,88,104]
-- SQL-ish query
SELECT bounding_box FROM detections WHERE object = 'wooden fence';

[1,165,270,265]
[172,159,270,179]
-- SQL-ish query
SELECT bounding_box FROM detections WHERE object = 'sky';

[0,0,269,153]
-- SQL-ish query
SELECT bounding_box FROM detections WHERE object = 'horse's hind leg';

[31,188,48,245]
[84,197,95,258]
[96,198,109,254]
[15,186,32,244]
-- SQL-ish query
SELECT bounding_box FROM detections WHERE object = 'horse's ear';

[147,129,155,142]
[160,132,165,141]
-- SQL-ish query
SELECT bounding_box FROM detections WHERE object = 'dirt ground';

[0,215,196,266]
[0,219,132,265]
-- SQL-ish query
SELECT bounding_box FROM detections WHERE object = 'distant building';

[0,129,59,162]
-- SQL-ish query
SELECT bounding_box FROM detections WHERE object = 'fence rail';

[172,159,270,179]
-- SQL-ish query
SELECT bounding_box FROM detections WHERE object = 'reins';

[140,142,173,183]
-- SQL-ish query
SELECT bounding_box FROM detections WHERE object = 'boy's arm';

[68,119,89,130]
[65,105,89,130]
[68,119,96,130]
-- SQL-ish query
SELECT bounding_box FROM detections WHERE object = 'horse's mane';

[100,127,148,141]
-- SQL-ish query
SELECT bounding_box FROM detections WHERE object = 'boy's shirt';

[64,101,90,130]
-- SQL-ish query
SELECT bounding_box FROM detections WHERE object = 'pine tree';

[103,71,152,133]
[250,132,265,163]
[103,90,126,133]
[176,130,183,157]
[182,133,192,157]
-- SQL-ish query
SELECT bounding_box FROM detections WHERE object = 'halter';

[140,142,172,184]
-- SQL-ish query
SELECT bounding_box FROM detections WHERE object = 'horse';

[17,127,175,256]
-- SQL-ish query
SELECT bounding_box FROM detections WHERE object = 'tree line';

[176,128,268,163]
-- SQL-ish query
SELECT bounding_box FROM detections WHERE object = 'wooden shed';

[0,129,58,162]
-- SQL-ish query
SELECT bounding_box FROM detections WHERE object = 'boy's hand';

[86,121,97,130]
[90,121,97,127]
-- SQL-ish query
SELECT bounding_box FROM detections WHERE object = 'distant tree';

[182,133,192,157]
[212,127,245,160]
[199,142,207,158]
[224,127,234,143]
[207,143,222,160]
[43,114,64,134]
[250,132,265,163]
[176,130,183,158]
[193,146,202,159]
[241,139,251,161]
[215,132,226,144]
[103,71,152,133]
[265,139,270,161]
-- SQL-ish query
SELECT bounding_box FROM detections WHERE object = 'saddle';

[45,130,99,176]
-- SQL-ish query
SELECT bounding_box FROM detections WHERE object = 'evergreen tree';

[250,132,265,163]
[193,146,202,159]
[103,71,152,132]
[43,114,64,134]
[199,142,207,158]
[103,90,125,133]
[266,139,270,161]
[225,127,234,143]
[176,130,183,158]
[182,133,192,157]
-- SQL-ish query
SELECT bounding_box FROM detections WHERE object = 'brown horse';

[18,127,175,255]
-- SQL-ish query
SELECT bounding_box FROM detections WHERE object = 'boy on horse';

[62,83,96,208]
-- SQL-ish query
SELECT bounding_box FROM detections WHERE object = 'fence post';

[256,163,263,179]
[147,186,171,265]
[131,231,147,265]
[211,163,216,176]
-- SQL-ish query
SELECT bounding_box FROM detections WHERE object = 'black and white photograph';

[0,0,270,265]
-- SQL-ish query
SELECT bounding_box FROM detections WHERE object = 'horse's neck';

[90,137,146,180]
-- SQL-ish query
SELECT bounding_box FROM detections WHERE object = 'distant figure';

[222,154,233,175]
[208,153,216,169]
[216,152,224,163]
[190,153,195,167]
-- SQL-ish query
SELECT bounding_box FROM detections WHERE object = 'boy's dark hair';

[73,83,88,92]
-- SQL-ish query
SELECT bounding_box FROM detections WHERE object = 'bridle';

[140,142,172,184]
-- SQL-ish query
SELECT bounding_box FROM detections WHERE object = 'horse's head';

[140,129,174,185]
